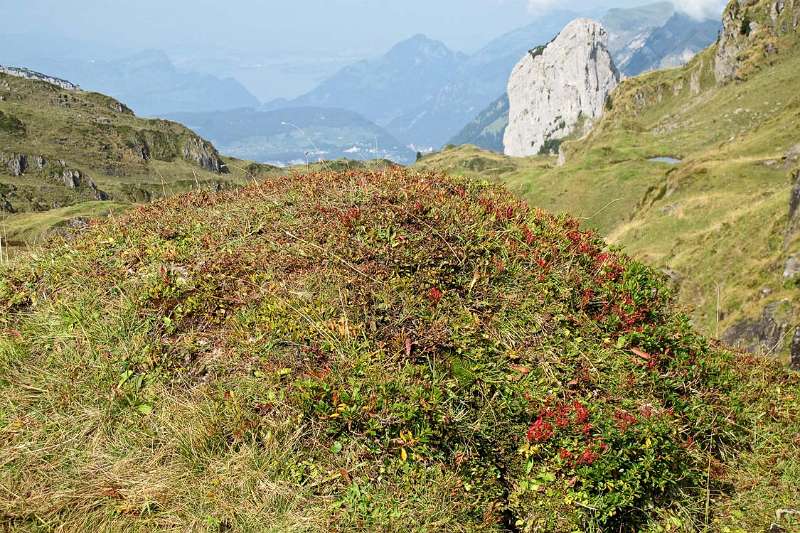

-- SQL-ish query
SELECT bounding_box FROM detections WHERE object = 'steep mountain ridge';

[447,93,509,152]
[623,13,721,75]
[290,34,467,132]
[385,11,579,148]
[0,65,80,91]
[603,1,676,72]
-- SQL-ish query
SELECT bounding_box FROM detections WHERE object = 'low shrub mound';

[1,169,798,531]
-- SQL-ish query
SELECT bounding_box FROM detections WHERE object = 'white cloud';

[526,0,558,12]
[521,0,726,21]
[673,0,727,20]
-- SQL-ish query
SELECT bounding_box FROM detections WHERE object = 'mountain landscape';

[253,16,581,153]
[603,1,678,71]
[2,0,800,531]
[290,34,468,136]
[449,2,721,152]
[209,3,717,156]
[419,0,800,370]
[0,67,277,251]
[622,12,722,74]
[0,2,721,162]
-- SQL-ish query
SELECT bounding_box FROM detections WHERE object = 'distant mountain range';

[289,35,468,134]
[603,1,677,73]
[386,12,580,150]
[278,12,578,150]
[622,13,721,74]
[0,34,260,116]
[283,3,719,152]
[167,107,415,166]
[0,3,722,162]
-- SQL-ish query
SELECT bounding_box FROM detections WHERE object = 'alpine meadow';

[1,0,799,531]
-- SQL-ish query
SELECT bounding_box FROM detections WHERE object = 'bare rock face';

[0,65,80,91]
[715,0,800,83]
[714,3,758,83]
[61,169,81,189]
[784,254,800,279]
[722,300,791,357]
[503,19,620,158]
[2,152,27,176]
[182,136,228,174]
[88,178,110,201]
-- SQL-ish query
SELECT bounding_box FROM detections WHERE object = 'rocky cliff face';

[180,136,227,174]
[503,19,620,157]
[715,0,800,83]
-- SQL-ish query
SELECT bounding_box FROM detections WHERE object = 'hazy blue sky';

[7,0,724,55]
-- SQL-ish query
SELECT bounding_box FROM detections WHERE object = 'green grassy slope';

[0,72,278,251]
[418,0,800,364]
[1,168,798,531]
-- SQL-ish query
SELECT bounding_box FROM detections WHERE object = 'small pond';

[647,156,682,165]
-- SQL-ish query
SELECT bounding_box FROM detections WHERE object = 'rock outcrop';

[1,152,28,176]
[504,19,620,157]
[0,65,80,91]
[61,169,82,189]
[715,0,800,83]
[784,254,800,279]
[0,150,112,200]
[722,300,791,356]
[88,179,110,201]
[182,136,227,174]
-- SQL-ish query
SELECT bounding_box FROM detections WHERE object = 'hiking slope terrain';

[0,69,272,252]
[1,168,798,531]
[419,0,800,366]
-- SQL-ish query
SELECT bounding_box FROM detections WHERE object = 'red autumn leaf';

[526,417,554,443]
[428,287,443,305]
